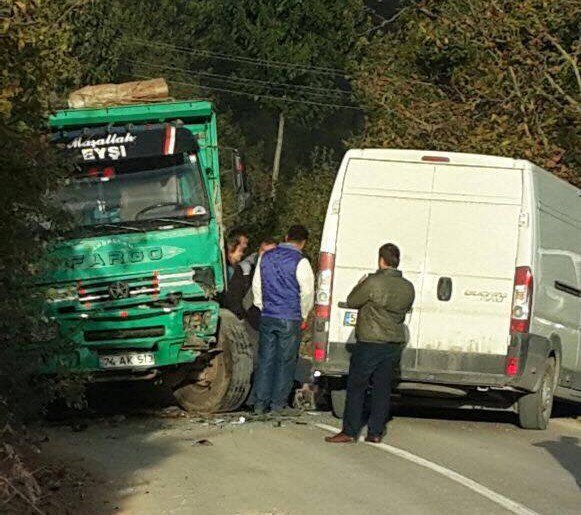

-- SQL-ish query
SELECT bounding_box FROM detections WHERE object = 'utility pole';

[271,110,285,198]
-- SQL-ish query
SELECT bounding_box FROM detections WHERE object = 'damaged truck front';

[41,99,252,412]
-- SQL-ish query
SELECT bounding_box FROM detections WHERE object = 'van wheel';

[331,389,346,418]
[173,310,253,413]
[518,358,556,430]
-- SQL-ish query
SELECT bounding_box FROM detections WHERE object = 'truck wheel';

[331,389,346,419]
[173,310,253,413]
[518,357,556,430]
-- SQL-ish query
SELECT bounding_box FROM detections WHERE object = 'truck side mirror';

[233,150,251,212]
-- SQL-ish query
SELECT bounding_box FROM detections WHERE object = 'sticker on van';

[343,311,358,326]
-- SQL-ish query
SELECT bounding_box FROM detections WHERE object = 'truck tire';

[173,310,253,413]
[331,389,346,419]
[518,357,556,430]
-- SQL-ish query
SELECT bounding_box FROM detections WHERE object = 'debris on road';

[160,406,187,418]
[71,421,88,433]
[192,439,214,447]
[110,415,126,425]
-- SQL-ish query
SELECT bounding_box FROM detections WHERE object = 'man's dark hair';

[379,243,400,268]
[286,225,309,243]
[261,237,277,246]
[226,227,248,252]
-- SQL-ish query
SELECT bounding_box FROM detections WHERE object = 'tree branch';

[508,67,532,139]
[361,7,410,35]
[544,72,580,108]
[0,477,45,515]
[545,34,581,93]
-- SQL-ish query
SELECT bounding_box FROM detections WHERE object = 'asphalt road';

[41,387,580,515]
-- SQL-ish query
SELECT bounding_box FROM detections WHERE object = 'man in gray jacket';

[326,243,415,444]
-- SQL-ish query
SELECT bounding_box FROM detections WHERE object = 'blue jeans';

[254,316,301,411]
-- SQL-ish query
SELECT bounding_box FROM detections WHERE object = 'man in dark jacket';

[223,239,277,330]
[326,243,415,444]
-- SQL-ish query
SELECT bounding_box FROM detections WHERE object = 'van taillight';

[314,342,327,362]
[315,252,335,319]
[510,266,533,334]
[505,357,519,377]
[313,252,335,362]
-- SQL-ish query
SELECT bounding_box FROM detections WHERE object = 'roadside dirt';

[1,436,107,515]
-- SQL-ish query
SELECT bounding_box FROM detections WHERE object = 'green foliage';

[202,0,369,123]
[273,147,338,262]
[354,0,580,186]
[0,0,90,427]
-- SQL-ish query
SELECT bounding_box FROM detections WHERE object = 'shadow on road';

[391,400,580,428]
[392,405,518,425]
[42,381,189,513]
[533,436,581,489]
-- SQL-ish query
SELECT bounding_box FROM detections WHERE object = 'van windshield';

[56,158,209,230]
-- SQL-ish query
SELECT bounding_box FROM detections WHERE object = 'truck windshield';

[57,160,210,229]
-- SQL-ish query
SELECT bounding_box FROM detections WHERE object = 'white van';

[312,149,581,429]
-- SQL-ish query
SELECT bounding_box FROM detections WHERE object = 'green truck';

[42,99,253,412]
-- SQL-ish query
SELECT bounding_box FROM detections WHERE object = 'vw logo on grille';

[108,281,130,300]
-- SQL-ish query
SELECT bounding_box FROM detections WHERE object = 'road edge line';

[315,423,539,515]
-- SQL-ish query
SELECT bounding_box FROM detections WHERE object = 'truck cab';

[42,100,252,412]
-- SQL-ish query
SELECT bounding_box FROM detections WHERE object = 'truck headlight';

[192,267,215,289]
[46,285,77,303]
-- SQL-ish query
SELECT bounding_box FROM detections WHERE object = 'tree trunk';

[271,111,285,198]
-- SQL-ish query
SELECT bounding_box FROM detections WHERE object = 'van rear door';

[412,164,523,375]
[329,155,523,379]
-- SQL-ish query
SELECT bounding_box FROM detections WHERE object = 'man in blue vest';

[252,225,314,415]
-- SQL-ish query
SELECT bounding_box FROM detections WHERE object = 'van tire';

[173,310,253,413]
[517,358,556,430]
[331,389,346,418]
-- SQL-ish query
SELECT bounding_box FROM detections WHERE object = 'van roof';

[344,149,529,170]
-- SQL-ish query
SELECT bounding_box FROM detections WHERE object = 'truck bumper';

[41,299,219,375]
[42,339,199,375]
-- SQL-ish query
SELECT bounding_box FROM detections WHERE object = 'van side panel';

[532,168,581,391]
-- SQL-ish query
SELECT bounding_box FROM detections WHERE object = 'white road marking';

[316,423,539,515]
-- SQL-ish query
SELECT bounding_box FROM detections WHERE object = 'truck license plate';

[343,311,358,326]
[99,352,155,369]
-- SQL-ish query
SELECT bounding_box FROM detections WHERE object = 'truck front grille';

[84,326,165,342]
[77,274,160,305]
